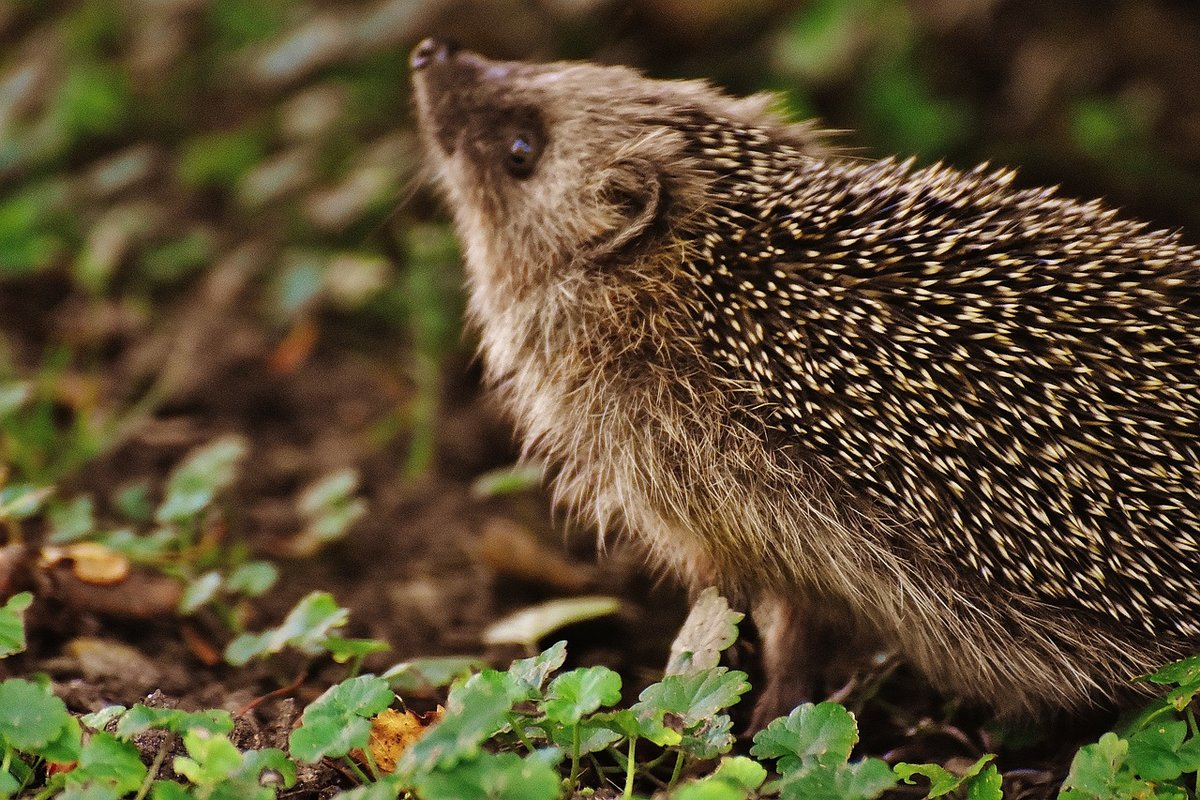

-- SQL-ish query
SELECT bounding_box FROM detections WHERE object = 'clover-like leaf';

[413,750,562,800]
[895,755,994,797]
[1126,720,1189,781]
[506,640,567,698]
[679,713,736,760]
[634,668,750,729]
[399,670,523,773]
[674,756,768,800]
[289,675,394,763]
[66,732,147,793]
[115,705,233,738]
[174,730,244,784]
[548,716,622,755]
[541,666,622,726]
[223,561,279,597]
[383,656,486,694]
[1060,732,1156,800]
[775,756,897,800]
[966,764,1004,800]
[156,435,247,523]
[666,587,744,676]
[1141,656,1200,687]
[225,591,349,665]
[0,678,75,752]
[751,702,858,773]
[0,592,33,658]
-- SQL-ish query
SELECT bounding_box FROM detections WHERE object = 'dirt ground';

[2,0,1199,796]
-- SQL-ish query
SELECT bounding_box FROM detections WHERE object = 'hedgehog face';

[410,40,723,293]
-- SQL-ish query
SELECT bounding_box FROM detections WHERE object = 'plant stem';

[667,749,685,792]
[134,735,172,800]
[505,714,536,754]
[568,722,582,789]
[347,654,363,679]
[343,756,372,784]
[623,736,638,800]
[1188,706,1199,798]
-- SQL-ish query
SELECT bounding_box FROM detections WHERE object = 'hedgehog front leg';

[749,593,872,730]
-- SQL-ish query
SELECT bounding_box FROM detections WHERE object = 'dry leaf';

[354,706,444,774]
[43,542,132,585]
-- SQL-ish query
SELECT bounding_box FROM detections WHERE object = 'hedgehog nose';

[410,38,459,71]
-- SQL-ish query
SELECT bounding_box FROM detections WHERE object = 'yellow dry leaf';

[63,542,131,585]
[356,706,444,774]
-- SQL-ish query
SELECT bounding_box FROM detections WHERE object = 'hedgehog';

[409,38,1200,724]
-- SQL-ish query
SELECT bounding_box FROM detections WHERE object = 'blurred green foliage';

[0,0,1195,487]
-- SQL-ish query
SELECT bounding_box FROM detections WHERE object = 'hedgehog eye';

[504,131,541,179]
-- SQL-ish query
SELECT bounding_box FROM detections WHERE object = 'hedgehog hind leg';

[748,593,876,731]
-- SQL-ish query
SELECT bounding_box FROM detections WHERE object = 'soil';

[2,0,1199,796]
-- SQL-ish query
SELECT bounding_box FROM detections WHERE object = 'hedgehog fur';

[410,41,1200,722]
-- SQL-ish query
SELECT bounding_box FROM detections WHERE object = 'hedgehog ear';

[593,158,663,255]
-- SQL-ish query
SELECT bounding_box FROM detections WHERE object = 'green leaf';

[48,495,96,543]
[0,382,29,418]
[710,756,769,790]
[751,702,858,773]
[679,713,736,760]
[156,435,248,523]
[507,641,567,697]
[0,592,32,658]
[1126,720,1189,781]
[288,675,393,762]
[0,182,66,275]
[666,587,744,676]
[597,707,680,748]
[469,462,544,498]
[48,63,132,145]
[67,732,147,793]
[114,482,153,522]
[179,571,223,614]
[0,678,74,752]
[634,668,750,729]
[895,755,995,797]
[0,483,52,520]
[224,591,350,665]
[966,764,1004,800]
[240,747,296,789]
[776,756,897,800]
[115,705,233,738]
[541,666,622,725]
[482,596,621,648]
[547,716,621,755]
[1060,731,1156,800]
[399,670,522,773]
[81,705,126,730]
[58,781,121,800]
[324,636,391,664]
[39,714,83,763]
[413,750,562,800]
[1142,656,1200,686]
[328,775,405,799]
[675,757,765,800]
[177,128,267,190]
[383,656,487,694]
[151,781,191,800]
[174,730,244,784]
[224,561,279,596]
